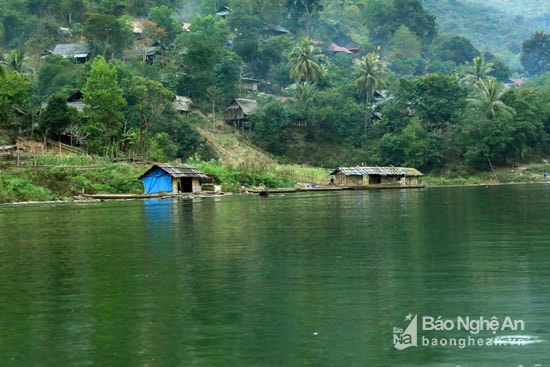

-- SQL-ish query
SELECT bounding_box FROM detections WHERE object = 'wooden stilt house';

[224,98,257,131]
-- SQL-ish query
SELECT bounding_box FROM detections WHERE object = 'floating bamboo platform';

[246,184,425,195]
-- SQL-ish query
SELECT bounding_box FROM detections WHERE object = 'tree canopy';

[0,0,549,172]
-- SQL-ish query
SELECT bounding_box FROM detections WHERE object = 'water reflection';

[0,187,548,366]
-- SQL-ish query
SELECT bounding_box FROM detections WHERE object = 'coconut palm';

[0,49,34,77]
[287,37,324,83]
[467,77,515,119]
[353,52,389,108]
[292,81,318,126]
[462,56,493,87]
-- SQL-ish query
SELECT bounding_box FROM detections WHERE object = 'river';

[0,184,548,367]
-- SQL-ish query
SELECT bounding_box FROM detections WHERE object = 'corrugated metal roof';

[51,43,91,57]
[397,167,424,176]
[139,164,209,179]
[329,166,423,176]
[0,145,18,151]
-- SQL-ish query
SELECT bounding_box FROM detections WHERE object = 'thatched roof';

[203,173,222,184]
[139,164,209,179]
[226,98,258,114]
[264,24,290,34]
[328,42,352,53]
[173,96,192,112]
[329,166,423,176]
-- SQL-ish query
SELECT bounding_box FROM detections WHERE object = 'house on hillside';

[47,43,91,63]
[241,78,260,93]
[328,42,353,54]
[329,166,423,187]
[173,96,192,115]
[505,78,524,88]
[41,91,87,113]
[133,20,144,39]
[66,91,86,112]
[263,24,290,37]
[139,164,210,194]
[224,98,258,131]
[125,46,160,64]
[216,6,232,17]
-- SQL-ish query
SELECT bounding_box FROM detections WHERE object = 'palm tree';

[292,81,318,126]
[353,52,389,108]
[468,77,515,119]
[0,50,34,77]
[462,56,493,86]
[353,52,389,133]
[287,37,324,84]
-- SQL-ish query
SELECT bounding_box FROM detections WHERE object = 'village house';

[173,96,193,115]
[41,91,86,113]
[328,42,353,54]
[224,98,258,131]
[216,6,232,18]
[263,24,290,37]
[126,46,160,64]
[133,20,144,39]
[66,91,86,112]
[329,166,423,187]
[505,78,524,88]
[46,43,91,63]
[240,78,260,93]
[139,164,210,194]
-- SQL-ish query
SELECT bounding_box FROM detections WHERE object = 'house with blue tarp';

[139,164,209,194]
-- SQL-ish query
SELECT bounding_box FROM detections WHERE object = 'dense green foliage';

[0,0,549,176]
[0,164,145,203]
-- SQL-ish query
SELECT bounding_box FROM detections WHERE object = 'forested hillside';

[459,0,550,17]
[1,0,550,175]
[423,0,549,68]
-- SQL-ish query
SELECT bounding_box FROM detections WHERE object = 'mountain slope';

[459,0,550,17]
[423,0,549,67]
[195,126,278,166]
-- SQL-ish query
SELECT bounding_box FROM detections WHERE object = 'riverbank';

[422,163,550,186]
[0,164,146,204]
[1,161,550,204]
[0,159,314,204]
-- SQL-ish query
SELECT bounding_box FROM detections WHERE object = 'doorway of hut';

[369,175,382,184]
[180,178,193,193]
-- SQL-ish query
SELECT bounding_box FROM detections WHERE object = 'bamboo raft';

[247,184,425,194]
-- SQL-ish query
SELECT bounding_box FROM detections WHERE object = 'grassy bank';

[423,165,550,186]
[190,156,330,192]
[2,154,549,204]
[0,156,330,203]
[0,163,146,203]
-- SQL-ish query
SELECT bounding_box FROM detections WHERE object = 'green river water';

[0,185,548,367]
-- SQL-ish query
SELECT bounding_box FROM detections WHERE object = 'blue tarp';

[140,167,172,194]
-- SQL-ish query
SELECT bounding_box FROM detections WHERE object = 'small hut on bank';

[139,164,210,194]
[329,166,423,187]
